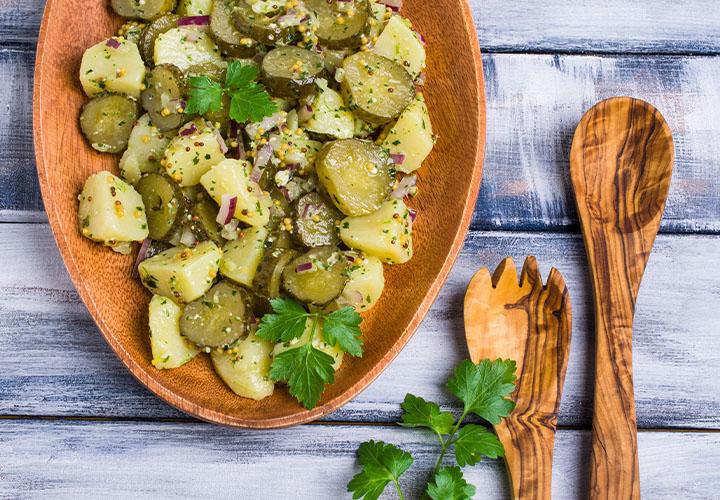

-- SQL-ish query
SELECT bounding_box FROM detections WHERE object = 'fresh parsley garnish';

[185,60,277,123]
[256,297,363,410]
[347,441,413,500]
[347,358,517,499]
[426,466,477,500]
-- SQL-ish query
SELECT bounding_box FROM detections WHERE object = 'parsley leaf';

[255,298,365,410]
[229,82,278,123]
[399,393,455,436]
[426,466,476,500]
[322,306,363,357]
[453,424,504,466]
[184,76,223,115]
[347,440,413,500]
[184,60,277,124]
[256,297,308,343]
[447,358,517,425]
[269,343,335,410]
[225,61,259,90]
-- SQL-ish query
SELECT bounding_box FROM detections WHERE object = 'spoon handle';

[587,235,641,500]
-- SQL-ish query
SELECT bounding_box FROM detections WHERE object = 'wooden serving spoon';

[570,97,674,499]
[465,256,571,500]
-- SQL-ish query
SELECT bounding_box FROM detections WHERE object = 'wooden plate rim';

[32,0,486,428]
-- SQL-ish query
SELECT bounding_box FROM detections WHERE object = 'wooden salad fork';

[570,97,674,499]
[464,256,571,500]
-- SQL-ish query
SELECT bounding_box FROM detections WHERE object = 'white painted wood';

[2,224,718,428]
[4,48,720,231]
[0,420,717,499]
[474,0,720,54]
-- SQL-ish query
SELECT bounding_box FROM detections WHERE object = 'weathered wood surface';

[475,0,720,54]
[2,224,718,429]
[1,420,718,499]
[3,0,720,54]
[3,48,720,231]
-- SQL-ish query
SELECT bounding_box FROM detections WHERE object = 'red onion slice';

[377,0,402,11]
[132,238,152,277]
[177,16,210,27]
[415,30,426,46]
[279,187,291,201]
[106,38,121,49]
[295,262,314,273]
[216,194,238,225]
[220,219,240,240]
[213,128,228,154]
[409,208,417,222]
[179,122,197,136]
[390,174,417,199]
[254,143,273,169]
[390,153,405,165]
[297,97,314,122]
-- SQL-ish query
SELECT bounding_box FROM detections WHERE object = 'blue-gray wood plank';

[3,46,720,230]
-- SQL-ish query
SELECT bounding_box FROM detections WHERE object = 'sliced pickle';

[79,94,139,154]
[294,192,342,247]
[232,1,297,46]
[305,0,369,49]
[253,247,299,299]
[141,64,188,131]
[190,197,226,246]
[315,138,394,216]
[340,51,414,125]
[282,246,348,305]
[180,281,251,348]
[261,46,325,98]
[135,173,185,240]
[210,0,259,57]
[111,0,175,21]
[139,15,180,65]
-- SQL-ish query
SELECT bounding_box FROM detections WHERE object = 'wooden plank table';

[1,0,719,497]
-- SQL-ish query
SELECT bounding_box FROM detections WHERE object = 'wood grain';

[6,50,720,230]
[465,257,571,499]
[3,225,719,429]
[1,420,718,499]
[32,0,485,427]
[570,98,675,499]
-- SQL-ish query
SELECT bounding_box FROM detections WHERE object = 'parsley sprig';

[347,359,517,500]
[256,297,363,410]
[184,60,277,123]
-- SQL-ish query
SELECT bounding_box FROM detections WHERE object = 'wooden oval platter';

[33,0,486,427]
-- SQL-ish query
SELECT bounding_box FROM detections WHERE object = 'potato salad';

[77,0,434,408]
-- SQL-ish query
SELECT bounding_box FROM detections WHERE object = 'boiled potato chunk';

[380,94,434,174]
[154,27,223,71]
[119,114,173,185]
[339,198,413,264]
[301,81,355,140]
[78,171,149,245]
[138,241,222,303]
[200,159,272,227]
[372,15,426,78]
[177,0,214,15]
[212,330,275,400]
[163,126,226,186]
[220,226,269,287]
[79,38,146,98]
[149,295,200,369]
[273,320,344,371]
[339,254,385,311]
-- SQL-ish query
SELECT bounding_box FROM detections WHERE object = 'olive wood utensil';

[570,97,674,499]
[464,256,571,500]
